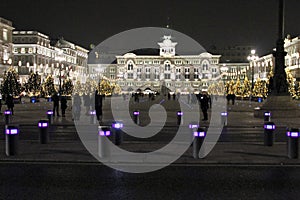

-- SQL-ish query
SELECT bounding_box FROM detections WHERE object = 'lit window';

[21,48,26,54]
[3,29,8,41]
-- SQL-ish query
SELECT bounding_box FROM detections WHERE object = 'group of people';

[51,92,68,117]
[72,90,103,121]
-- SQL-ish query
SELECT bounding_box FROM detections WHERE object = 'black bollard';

[90,110,96,124]
[98,126,111,158]
[177,111,183,125]
[5,125,19,156]
[193,127,206,159]
[112,121,124,145]
[133,111,140,125]
[264,111,271,122]
[221,112,228,126]
[189,122,199,145]
[286,128,299,159]
[38,119,49,144]
[4,110,12,124]
[47,110,53,124]
[263,122,276,146]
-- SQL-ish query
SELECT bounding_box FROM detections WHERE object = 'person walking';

[60,96,67,117]
[73,93,81,120]
[83,93,91,115]
[6,94,14,115]
[95,90,103,122]
[52,92,60,117]
[200,91,209,121]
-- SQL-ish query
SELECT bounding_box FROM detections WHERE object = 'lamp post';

[57,50,64,94]
[247,50,259,92]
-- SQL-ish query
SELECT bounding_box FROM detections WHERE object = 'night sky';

[2,0,300,56]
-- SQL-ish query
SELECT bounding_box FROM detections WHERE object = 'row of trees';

[0,67,121,99]
[208,77,269,98]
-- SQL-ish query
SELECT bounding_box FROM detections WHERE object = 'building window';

[155,74,160,80]
[13,48,18,53]
[202,63,208,71]
[194,74,199,79]
[212,68,217,73]
[184,74,190,79]
[145,74,150,79]
[185,68,190,73]
[110,74,115,79]
[176,74,181,80]
[146,68,151,73]
[110,68,115,73]
[137,68,142,73]
[194,68,198,73]
[21,48,26,54]
[164,74,171,79]
[176,68,181,73]
[128,63,133,71]
[165,64,171,71]
[128,73,133,79]
[3,29,8,41]
[137,74,141,79]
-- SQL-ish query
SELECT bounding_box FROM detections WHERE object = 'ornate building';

[0,17,14,77]
[114,36,221,93]
[12,31,88,84]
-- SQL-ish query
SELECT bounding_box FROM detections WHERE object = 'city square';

[1,0,300,199]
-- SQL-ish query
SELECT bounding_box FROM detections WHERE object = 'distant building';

[209,45,255,63]
[0,17,14,77]
[12,31,88,84]
[89,36,222,93]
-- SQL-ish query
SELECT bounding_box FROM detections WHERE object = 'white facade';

[114,36,221,93]
[12,31,88,84]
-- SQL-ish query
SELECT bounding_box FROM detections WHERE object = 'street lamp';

[247,50,259,92]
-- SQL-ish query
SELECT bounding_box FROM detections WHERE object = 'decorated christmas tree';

[286,69,297,98]
[225,80,235,95]
[73,80,83,95]
[241,76,251,97]
[25,71,41,96]
[252,78,268,98]
[84,78,97,95]
[233,78,242,96]
[61,79,73,95]
[111,82,122,95]
[98,79,112,95]
[1,67,21,98]
[42,75,56,97]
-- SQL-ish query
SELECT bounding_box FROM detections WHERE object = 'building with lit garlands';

[12,31,88,85]
[0,17,14,79]
[248,35,300,91]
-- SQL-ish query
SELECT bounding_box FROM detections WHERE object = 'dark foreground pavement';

[0,162,299,200]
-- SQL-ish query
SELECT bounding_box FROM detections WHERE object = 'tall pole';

[59,62,62,94]
[272,0,287,94]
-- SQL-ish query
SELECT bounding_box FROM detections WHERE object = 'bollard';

[4,110,12,124]
[286,128,299,159]
[189,122,199,145]
[264,111,271,122]
[221,112,228,126]
[263,122,276,146]
[193,127,206,159]
[98,126,111,158]
[38,119,49,144]
[177,111,183,125]
[30,97,36,103]
[46,110,53,124]
[90,110,97,124]
[133,110,140,125]
[5,125,19,156]
[112,121,124,145]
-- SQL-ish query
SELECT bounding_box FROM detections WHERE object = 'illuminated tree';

[73,80,83,95]
[98,79,112,95]
[234,78,242,96]
[25,71,41,96]
[241,77,251,97]
[252,78,268,98]
[42,75,56,97]
[1,67,21,98]
[225,80,235,95]
[61,78,73,95]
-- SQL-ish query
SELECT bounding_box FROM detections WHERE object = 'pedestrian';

[172,93,176,100]
[52,92,60,116]
[73,93,81,120]
[200,91,209,121]
[167,92,171,100]
[83,93,91,115]
[95,90,103,121]
[6,94,14,115]
[61,96,67,117]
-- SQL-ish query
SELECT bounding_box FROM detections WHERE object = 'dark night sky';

[2,0,300,56]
